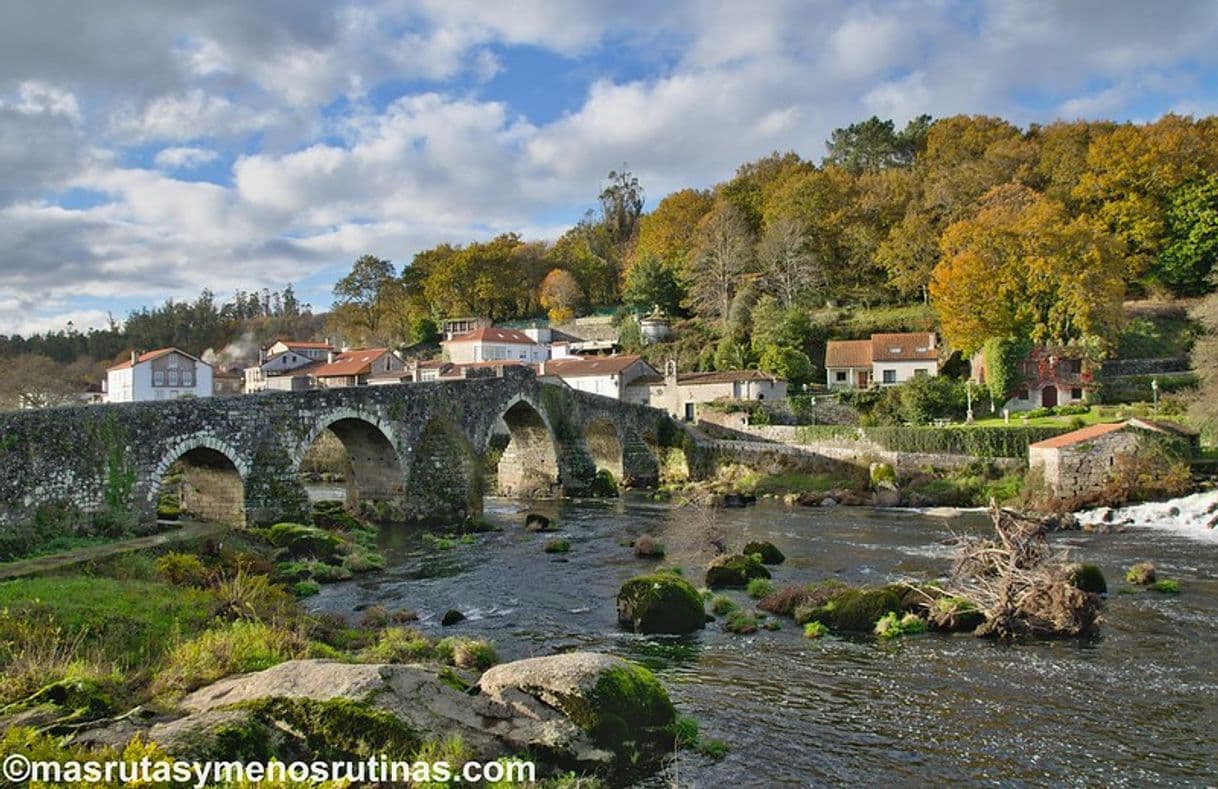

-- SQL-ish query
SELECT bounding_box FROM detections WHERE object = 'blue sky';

[2,0,1218,336]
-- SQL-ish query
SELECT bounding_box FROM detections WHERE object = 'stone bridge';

[0,367,685,528]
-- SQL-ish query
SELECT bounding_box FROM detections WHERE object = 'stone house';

[825,332,939,389]
[539,355,660,400]
[105,348,213,403]
[1028,418,1198,500]
[627,362,787,420]
[971,345,1092,412]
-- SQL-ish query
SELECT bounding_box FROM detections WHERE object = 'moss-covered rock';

[524,513,557,532]
[759,580,849,617]
[1068,563,1108,595]
[705,553,771,588]
[616,574,706,634]
[590,469,619,497]
[741,540,785,565]
[795,585,905,632]
[544,539,571,554]
[927,595,986,633]
[632,535,665,559]
[440,609,465,627]
[264,522,343,559]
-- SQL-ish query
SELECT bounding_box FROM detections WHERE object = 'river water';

[306,495,1218,786]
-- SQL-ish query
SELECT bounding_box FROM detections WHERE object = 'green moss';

[803,621,829,639]
[264,522,343,559]
[705,554,771,588]
[557,663,676,758]
[746,578,776,599]
[590,469,619,498]
[544,539,571,554]
[240,696,421,759]
[616,574,706,634]
[797,585,905,632]
[874,612,927,639]
[176,714,273,761]
[292,580,321,598]
[1149,579,1180,594]
[723,610,759,634]
[1069,564,1108,595]
[709,595,737,616]
[741,541,785,565]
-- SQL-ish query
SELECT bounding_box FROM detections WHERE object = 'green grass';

[970,407,1112,429]
[1117,309,1199,358]
[742,471,860,495]
[0,575,216,667]
[817,303,939,338]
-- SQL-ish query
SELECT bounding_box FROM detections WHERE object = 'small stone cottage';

[1028,418,1198,500]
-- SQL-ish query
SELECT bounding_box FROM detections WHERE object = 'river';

[305,494,1218,786]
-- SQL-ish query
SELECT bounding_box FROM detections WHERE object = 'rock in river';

[617,573,706,634]
[705,553,771,588]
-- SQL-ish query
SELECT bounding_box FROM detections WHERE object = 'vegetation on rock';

[705,553,771,588]
[616,574,706,634]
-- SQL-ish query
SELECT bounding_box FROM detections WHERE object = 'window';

[183,370,193,386]
[882,369,897,384]
[153,370,164,386]
[835,371,847,382]
[1062,359,1082,375]
[1071,387,1083,400]
[914,368,928,378]
[168,369,179,386]
[1017,389,1029,400]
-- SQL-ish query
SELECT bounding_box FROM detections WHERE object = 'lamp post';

[1152,378,1159,413]
[966,381,974,424]
[811,396,817,425]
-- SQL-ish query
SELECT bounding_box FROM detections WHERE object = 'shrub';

[213,569,297,624]
[803,621,829,639]
[434,637,499,671]
[292,580,321,598]
[1125,562,1157,585]
[364,627,434,663]
[746,578,775,599]
[874,612,927,639]
[710,595,738,616]
[154,552,209,587]
[152,620,306,695]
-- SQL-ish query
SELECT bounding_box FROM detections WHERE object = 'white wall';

[107,357,213,402]
[873,360,937,386]
[447,341,549,364]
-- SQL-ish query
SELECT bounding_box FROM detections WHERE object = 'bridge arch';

[295,407,407,517]
[583,417,624,481]
[149,434,248,526]
[494,395,560,498]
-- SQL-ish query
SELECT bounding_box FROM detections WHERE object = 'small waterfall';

[1076,488,1218,542]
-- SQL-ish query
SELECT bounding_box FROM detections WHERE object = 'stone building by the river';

[1028,418,1198,500]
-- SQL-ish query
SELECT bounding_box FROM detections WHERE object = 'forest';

[3,112,1218,407]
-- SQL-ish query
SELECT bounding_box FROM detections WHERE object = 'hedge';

[793,424,1070,458]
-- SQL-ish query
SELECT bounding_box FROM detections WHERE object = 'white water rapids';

[1076,487,1218,542]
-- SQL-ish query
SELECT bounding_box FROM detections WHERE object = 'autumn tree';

[629,188,714,280]
[539,268,584,324]
[930,184,1126,356]
[876,211,940,302]
[720,151,810,232]
[689,202,753,323]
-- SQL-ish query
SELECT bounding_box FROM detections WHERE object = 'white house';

[266,340,334,360]
[105,348,213,402]
[442,327,549,364]
[825,332,939,388]
[540,355,659,400]
[627,362,787,420]
[245,343,331,392]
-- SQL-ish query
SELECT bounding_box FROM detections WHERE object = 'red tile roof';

[442,327,537,345]
[871,332,937,362]
[309,348,392,378]
[542,355,652,377]
[279,340,333,350]
[676,369,782,385]
[107,347,203,371]
[1029,421,1127,449]
[825,339,872,368]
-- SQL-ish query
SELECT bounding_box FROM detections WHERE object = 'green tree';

[1157,174,1218,295]
[623,255,684,315]
[758,344,814,386]
[824,114,931,173]
[599,168,645,249]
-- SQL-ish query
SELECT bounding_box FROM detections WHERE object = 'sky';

[2,0,1218,336]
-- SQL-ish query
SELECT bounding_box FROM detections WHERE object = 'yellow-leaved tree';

[930,184,1125,356]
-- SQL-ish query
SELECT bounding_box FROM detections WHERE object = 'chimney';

[259,346,267,364]
[130,349,138,366]
[327,350,336,364]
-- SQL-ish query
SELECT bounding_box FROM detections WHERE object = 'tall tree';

[539,269,584,324]
[1156,174,1218,295]
[756,216,822,308]
[629,188,714,280]
[599,168,645,249]
[623,254,684,316]
[824,114,931,173]
[689,202,754,323]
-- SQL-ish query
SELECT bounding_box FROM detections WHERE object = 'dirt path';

[0,521,228,580]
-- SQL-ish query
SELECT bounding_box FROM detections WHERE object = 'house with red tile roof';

[970,345,1092,412]
[105,348,213,402]
[441,326,549,364]
[824,332,940,389]
[309,348,404,388]
[539,355,659,400]
[626,362,787,419]
[1028,418,1198,499]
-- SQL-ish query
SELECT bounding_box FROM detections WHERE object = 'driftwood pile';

[949,502,1102,639]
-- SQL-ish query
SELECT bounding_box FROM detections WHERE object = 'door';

[684,402,695,421]
[1041,385,1058,407]
[857,371,868,387]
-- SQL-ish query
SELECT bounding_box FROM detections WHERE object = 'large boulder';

[478,653,675,769]
[705,554,771,588]
[794,585,905,632]
[150,655,668,775]
[616,574,706,634]
[741,540,785,565]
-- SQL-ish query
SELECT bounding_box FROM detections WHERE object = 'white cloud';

[154,146,220,170]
